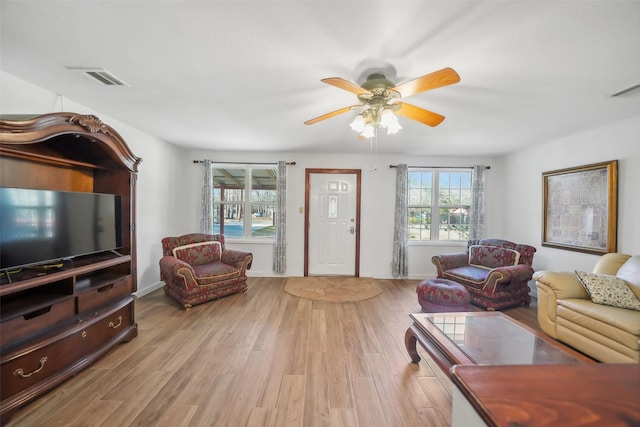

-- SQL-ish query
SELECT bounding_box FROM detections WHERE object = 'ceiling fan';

[304,67,460,138]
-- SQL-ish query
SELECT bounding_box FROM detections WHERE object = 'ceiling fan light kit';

[380,108,402,134]
[305,67,460,139]
[349,104,402,138]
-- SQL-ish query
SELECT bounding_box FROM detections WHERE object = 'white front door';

[306,170,360,276]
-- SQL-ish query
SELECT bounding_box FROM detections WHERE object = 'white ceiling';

[1,1,639,156]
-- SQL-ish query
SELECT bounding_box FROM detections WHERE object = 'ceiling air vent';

[610,83,640,98]
[68,67,129,86]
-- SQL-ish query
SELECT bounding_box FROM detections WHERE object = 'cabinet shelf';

[76,272,129,292]
[0,146,110,171]
[1,294,74,324]
[0,253,131,296]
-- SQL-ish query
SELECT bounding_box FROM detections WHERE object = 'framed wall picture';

[542,160,617,254]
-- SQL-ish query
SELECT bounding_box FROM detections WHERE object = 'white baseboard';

[136,275,425,298]
[135,281,164,298]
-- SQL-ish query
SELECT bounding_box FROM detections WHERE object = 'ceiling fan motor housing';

[358,73,400,103]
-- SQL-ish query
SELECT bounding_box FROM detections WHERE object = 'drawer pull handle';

[14,357,48,378]
[109,316,123,329]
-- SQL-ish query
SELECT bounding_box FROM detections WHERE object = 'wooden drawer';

[1,297,75,348]
[1,302,133,401]
[77,276,132,313]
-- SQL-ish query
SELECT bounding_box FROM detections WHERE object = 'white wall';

[500,115,640,273]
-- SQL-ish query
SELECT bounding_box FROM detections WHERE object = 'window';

[212,165,277,239]
[408,169,472,241]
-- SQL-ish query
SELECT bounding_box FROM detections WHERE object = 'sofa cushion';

[592,253,631,276]
[469,245,520,269]
[558,299,640,338]
[173,241,222,266]
[443,266,490,285]
[575,271,640,311]
[557,299,640,359]
[192,261,240,282]
[616,256,640,300]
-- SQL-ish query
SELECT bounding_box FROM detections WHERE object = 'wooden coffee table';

[405,311,594,374]
[450,364,640,427]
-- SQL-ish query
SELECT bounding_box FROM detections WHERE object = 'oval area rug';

[284,276,382,303]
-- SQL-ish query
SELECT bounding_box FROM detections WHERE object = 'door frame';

[304,168,362,277]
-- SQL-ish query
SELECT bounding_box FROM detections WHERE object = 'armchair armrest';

[432,253,469,277]
[221,249,253,274]
[159,256,199,291]
[492,264,534,281]
[532,271,589,300]
[483,264,534,292]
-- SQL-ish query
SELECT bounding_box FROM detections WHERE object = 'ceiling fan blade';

[321,77,372,96]
[394,102,446,127]
[304,105,360,125]
[392,67,460,98]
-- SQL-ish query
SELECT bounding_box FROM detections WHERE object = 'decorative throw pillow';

[173,241,222,266]
[469,245,521,269]
[575,270,640,311]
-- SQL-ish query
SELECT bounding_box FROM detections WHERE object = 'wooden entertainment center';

[0,113,141,423]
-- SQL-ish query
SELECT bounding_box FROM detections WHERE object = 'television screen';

[0,188,122,270]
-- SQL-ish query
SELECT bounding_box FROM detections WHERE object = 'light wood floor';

[6,277,540,427]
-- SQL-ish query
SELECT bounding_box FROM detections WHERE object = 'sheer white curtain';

[469,165,486,240]
[200,159,214,234]
[392,164,408,278]
[272,161,287,273]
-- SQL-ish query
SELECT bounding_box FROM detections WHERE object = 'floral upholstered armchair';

[431,238,536,310]
[159,233,253,310]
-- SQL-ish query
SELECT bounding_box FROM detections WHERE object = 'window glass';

[408,207,431,240]
[250,204,276,237]
[249,168,277,238]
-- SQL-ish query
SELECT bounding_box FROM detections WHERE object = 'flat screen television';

[0,188,122,271]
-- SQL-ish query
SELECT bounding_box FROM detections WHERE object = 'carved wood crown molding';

[68,114,114,136]
[1,112,142,173]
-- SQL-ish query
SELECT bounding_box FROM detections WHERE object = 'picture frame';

[542,160,617,254]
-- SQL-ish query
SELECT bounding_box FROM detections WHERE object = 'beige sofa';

[534,253,640,363]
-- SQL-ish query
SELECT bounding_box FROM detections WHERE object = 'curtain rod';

[389,164,490,170]
[193,160,296,166]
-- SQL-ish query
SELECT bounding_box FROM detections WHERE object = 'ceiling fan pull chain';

[369,129,378,172]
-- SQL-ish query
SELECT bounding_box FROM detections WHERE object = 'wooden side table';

[450,364,640,427]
